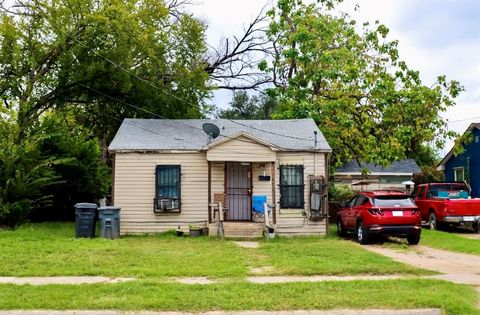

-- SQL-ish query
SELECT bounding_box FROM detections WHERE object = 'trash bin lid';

[98,206,121,211]
[74,203,98,209]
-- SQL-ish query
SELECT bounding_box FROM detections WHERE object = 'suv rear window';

[372,196,415,207]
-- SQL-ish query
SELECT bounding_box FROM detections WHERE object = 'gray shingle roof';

[109,118,331,152]
[336,159,421,174]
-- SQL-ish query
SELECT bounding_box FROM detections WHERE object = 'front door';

[226,162,252,221]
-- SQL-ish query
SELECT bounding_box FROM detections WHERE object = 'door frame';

[224,162,253,222]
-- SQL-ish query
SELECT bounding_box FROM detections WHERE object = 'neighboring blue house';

[437,123,480,197]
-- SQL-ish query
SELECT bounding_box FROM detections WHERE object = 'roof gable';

[438,123,480,170]
[109,118,331,152]
[206,131,277,150]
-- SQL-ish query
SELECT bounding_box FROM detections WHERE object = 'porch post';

[208,161,212,223]
[271,161,276,224]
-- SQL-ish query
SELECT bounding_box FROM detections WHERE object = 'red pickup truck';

[412,182,480,232]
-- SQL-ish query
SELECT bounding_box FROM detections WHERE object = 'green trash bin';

[74,203,98,238]
[97,206,121,239]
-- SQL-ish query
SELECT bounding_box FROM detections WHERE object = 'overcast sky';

[190,0,480,154]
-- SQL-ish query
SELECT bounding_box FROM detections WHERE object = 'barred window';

[279,165,304,209]
[155,165,181,212]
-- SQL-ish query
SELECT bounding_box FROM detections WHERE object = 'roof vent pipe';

[314,131,318,147]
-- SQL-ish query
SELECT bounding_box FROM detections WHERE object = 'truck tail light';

[368,208,384,216]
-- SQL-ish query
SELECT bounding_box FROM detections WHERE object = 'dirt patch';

[248,266,276,274]
[233,241,259,249]
[173,277,216,285]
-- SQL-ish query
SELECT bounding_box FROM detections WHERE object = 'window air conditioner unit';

[154,197,180,213]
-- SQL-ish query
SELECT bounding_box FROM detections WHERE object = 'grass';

[254,236,430,275]
[0,279,477,314]
[0,222,429,277]
[0,223,247,278]
[420,229,480,256]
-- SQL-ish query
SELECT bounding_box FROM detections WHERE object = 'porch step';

[222,222,264,238]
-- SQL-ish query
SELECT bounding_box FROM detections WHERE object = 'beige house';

[334,159,421,191]
[109,118,331,236]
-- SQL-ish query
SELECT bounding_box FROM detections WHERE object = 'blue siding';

[444,128,480,197]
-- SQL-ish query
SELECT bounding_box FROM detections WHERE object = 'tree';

[262,0,463,166]
[0,0,210,159]
[217,91,277,119]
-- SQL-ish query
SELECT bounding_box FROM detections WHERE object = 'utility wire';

[68,34,317,142]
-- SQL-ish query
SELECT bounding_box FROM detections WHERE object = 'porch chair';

[211,192,228,222]
[252,195,267,223]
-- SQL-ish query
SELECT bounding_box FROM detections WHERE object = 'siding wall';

[114,149,328,235]
[275,152,327,236]
[114,152,209,234]
[445,128,480,197]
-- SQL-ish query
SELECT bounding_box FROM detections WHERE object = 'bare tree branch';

[204,6,274,90]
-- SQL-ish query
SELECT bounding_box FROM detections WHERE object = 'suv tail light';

[368,208,384,216]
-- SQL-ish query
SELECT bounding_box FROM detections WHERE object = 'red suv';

[337,191,422,244]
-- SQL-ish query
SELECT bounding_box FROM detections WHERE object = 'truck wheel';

[407,233,421,245]
[429,213,438,230]
[337,218,347,237]
[356,222,369,245]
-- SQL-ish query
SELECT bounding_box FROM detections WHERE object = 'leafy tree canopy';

[0,0,210,142]
[217,91,277,120]
[263,0,463,166]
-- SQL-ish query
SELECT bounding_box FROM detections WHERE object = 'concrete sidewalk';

[0,310,442,315]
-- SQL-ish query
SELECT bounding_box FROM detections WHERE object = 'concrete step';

[222,222,264,238]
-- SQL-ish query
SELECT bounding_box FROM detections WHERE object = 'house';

[437,123,480,197]
[334,159,421,191]
[108,118,331,236]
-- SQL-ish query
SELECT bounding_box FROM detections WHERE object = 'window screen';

[279,165,304,209]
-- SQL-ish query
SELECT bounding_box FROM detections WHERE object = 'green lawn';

[255,237,428,275]
[0,223,247,277]
[0,223,478,314]
[420,229,480,256]
[0,223,427,277]
[0,279,477,315]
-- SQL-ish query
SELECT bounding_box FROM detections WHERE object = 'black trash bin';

[97,206,121,239]
[74,203,98,238]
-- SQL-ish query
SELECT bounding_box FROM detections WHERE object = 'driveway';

[364,245,480,285]
[364,244,480,308]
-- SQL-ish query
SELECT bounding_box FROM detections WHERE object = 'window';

[154,165,181,212]
[373,196,415,207]
[347,196,357,208]
[279,165,304,208]
[454,167,465,182]
[475,136,479,143]
[354,195,371,207]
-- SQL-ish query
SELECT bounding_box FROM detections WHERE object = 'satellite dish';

[202,123,220,141]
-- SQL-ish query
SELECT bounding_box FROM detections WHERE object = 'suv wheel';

[356,222,369,244]
[337,218,346,237]
[407,233,421,245]
[429,212,438,230]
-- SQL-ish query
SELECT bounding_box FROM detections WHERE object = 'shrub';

[329,184,356,202]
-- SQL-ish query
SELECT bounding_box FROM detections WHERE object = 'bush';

[0,110,58,227]
[329,184,356,202]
